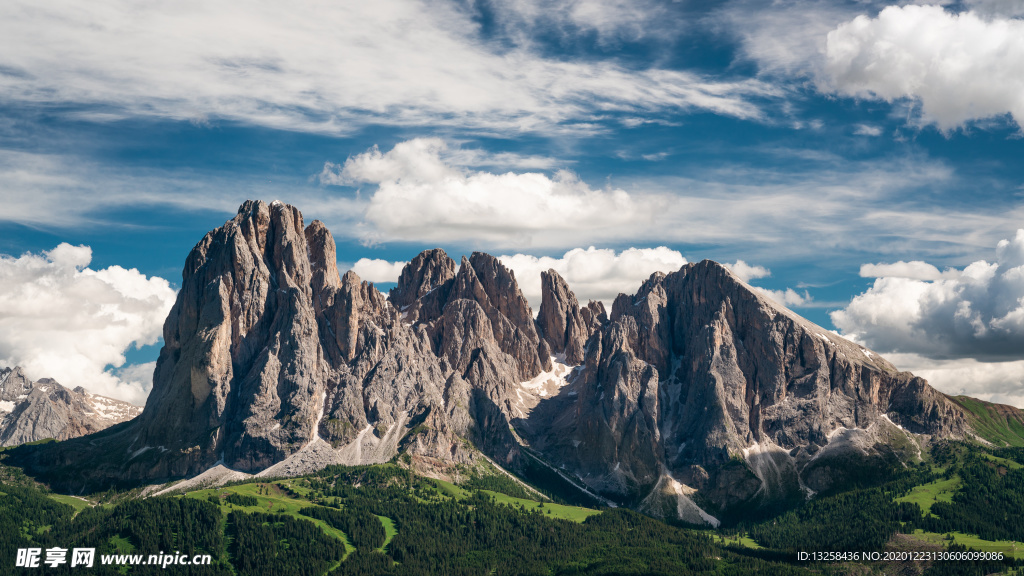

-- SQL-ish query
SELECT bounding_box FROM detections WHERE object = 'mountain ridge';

[0,366,140,446]
[6,200,1016,524]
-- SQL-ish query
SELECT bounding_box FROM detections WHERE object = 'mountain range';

[10,199,1024,525]
[0,366,140,447]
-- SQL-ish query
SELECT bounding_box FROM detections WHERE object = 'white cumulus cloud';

[350,258,406,284]
[498,246,687,311]
[725,260,771,283]
[0,244,176,405]
[754,287,812,308]
[725,260,811,307]
[329,138,662,248]
[825,5,1024,130]
[833,229,1024,361]
[859,260,960,281]
[885,352,1024,408]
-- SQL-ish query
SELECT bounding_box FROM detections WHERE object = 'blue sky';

[2,0,1024,406]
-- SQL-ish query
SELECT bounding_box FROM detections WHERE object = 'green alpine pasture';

[46,493,93,516]
[895,476,960,515]
[478,489,599,522]
[907,529,1024,560]
[183,481,357,555]
[5,436,1024,575]
[950,395,1024,447]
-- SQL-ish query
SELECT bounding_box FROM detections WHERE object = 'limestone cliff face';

[403,252,554,460]
[537,269,604,365]
[389,248,457,325]
[447,253,549,380]
[527,260,970,515]
[13,203,491,488]
[135,200,331,476]
[531,317,663,501]
[0,367,140,447]
[133,202,485,478]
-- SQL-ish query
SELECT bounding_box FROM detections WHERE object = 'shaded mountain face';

[526,262,971,516]
[11,201,543,487]
[127,201,497,478]
[0,366,141,446]
[9,201,996,519]
[536,269,605,366]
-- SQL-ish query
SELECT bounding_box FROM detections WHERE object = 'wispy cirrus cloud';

[5,135,1021,272]
[0,148,367,231]
[964,0,1024,18]
[714,0,862,77]
[853,124,882,136]
[0,0,772,135]
[474,0,681,46]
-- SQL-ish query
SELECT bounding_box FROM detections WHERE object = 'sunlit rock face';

[529,259,968,512]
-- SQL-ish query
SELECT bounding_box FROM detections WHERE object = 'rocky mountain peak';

[462,253,535,330]
[0,366,32,401]
[138,198,330,475]
[0,366,140,447]
[322,269,392,364]
[447,252,546,380]
[305,219,341,293]
[389,248,457,308]
[537,269,601,365]
[529,256,974,517]
[389,248,457,325]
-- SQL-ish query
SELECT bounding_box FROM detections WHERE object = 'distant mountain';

[11,200,1023,525]
[0,366,141,446]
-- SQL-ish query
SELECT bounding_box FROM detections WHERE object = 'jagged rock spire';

[537,269,604,365]
[139,200,331,474]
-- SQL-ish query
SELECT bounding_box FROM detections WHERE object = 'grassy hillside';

[950,395,1024,447]
[907,529,1024,560]
[2,462,817,575]
[183,480,358,555]
[895,476,960,515]
[5,441,1024,575]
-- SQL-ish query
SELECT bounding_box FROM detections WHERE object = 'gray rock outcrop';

[0,366,141,446]
[537,269,603,365]
[12,202,481,488]
[135,200,331,476]
[527,260,970,515]
[389,248,457,325]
